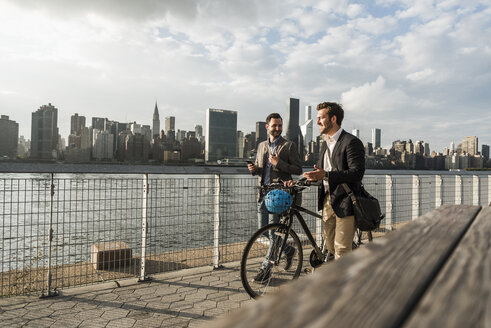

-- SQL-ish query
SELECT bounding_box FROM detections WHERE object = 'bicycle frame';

[278,204,324,264]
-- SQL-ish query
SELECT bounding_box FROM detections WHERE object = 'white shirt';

[323,128,343,192]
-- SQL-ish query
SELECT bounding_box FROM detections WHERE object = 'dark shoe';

[284,247,296,270]
[253,268,271,283]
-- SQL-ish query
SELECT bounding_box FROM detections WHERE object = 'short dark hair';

[266,113,282,124]
[317,102,344,126]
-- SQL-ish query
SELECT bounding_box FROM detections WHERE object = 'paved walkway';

[0,264,255,328]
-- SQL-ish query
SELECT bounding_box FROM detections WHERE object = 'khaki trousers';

[322,196,356,259]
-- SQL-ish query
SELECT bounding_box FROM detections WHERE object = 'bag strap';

[341,183,358,205]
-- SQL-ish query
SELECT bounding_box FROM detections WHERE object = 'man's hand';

[283,180,295,187]
[269,153,279,166]
[248,163,257,173]
[303,165,326,181]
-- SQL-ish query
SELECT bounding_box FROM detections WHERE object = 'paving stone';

[0,317,29,327]
[132,316,166,328]
[94,292,119,302]
[22,317,56,327]
[133,286,156,296]
[50,317,84,327]
[100,307,130,320]
[106,317,136,328]
[120,300,148,310]
[176,286,198,295]
[0,307,28,319]
[239,298,256,308]
[153,285,179,296]
[205,293,230,302]
[127,309,154,319]
[23,308,55,320]
[199,275,220,284]
[79,317,110,327]
[228,292,250,302]
[159,317,191,327]
[48,299,77,310]
[0,262,250,328]
[50,307,80,317]
[203,307,227,317]
[75,308,105,319]
[169,299,193,311]
[216,300,240,310]
[73,301,100,311]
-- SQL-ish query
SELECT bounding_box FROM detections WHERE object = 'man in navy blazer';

[304,102,365,259]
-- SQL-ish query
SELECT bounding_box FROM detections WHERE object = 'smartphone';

[246,160,254,165]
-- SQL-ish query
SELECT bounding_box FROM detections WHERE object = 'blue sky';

[0,0,490,152]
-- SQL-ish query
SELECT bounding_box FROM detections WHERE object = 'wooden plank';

[212,205,481,328]
[404,206,491,328]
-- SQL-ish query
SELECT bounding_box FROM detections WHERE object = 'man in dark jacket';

[304,102,365,259]
[248,113,302,281]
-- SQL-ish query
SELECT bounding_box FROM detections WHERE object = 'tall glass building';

[31,103,59,159]
[206,108,237,162]
[372,128,381,149]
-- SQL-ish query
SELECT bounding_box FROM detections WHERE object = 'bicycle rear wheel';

[241,223,303,299]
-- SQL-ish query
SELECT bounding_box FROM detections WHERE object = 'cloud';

[406,68,435,81]
[0,0,490,153]
[341,76,410,112]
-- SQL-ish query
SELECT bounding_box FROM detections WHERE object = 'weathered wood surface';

[405,206,491,328]
[212,205,482,328]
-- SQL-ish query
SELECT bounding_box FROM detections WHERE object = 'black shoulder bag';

[326,145,384,231]
[340,183,384,231]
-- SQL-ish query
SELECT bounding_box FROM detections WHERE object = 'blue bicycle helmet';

[264,189,293,214]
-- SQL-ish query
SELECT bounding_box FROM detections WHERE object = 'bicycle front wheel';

[241,223,303,299]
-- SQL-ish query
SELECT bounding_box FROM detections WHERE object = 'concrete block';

[91,242,132,270]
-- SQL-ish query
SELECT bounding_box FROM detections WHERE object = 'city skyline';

[1,1,490,152]
[2,99,491,156]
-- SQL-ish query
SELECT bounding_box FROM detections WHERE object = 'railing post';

[435,175,443,208]
[41,173,58,298]
[412,175,420,220]
[473,175,480,206]
[455,175,462,205]
[139,173,150,281]
[316,210,323,246]
[489,175,491,205]
[213,174,222,269]
[385,175,393,231]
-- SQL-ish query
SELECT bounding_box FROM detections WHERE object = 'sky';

[0,0,490,152]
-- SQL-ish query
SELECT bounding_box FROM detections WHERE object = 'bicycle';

[240,180,372,299]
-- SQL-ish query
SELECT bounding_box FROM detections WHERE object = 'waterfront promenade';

[0,263,255,327]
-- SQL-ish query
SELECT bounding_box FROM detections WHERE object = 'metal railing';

[0,171,490,297]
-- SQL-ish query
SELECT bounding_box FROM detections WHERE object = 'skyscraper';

[462,136,478,155]
[255,122,266,148]
[301,105,313,148]
[165,116,175,134]
[205,108,237,162]
[0,115,19,158]
[285,98,304,158]
[305,105,312,122]
[352,129,360,139]
[70,113,86,135]
[371,128,381,149]
[195,124,203,142]
[482,144,490,160]
[152,102,160,138]
[92,117,105,131]
[31,103,59,159]
[300,119,313,149]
